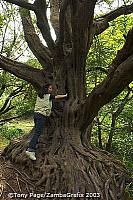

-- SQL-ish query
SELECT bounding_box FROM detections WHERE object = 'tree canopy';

[0,1,133,200]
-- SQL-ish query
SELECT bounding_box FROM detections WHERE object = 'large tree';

[0,0,133,199]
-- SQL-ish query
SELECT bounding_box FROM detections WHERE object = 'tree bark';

[96,117,103,149]
[1,58,130,199]
[1,1,133,200]
[79,28,133,131]
[0,55,54,89]
[20,8,53,71]
[1,120,128,200]
[94,3,133,35]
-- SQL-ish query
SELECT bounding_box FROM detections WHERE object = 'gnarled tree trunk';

[1,1,133,199]
[1,108,128,200]
[0,59,129,200]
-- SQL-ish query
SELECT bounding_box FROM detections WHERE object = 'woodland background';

[0,0,133,197]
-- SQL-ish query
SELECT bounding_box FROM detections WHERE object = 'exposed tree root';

[0,128,130,200]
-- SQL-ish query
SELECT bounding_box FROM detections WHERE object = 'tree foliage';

[0,3,38,124]
[0,0,133,199]
[86,14,133,174]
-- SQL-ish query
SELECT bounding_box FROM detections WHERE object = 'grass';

[0,136,10,148]
[9,117,34,133]
[0,117,34,148]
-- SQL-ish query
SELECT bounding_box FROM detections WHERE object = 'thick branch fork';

[3,0,35,11]
[34,0,56,53]
[94,3,133,35]
[20,8,53,71]
[0,55,45,89]
[80,28,133,130]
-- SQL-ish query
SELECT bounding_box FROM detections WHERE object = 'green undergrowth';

[0,117,34,148]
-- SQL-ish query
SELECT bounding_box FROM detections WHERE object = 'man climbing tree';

[0,0,133,199]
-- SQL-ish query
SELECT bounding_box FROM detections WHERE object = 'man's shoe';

[26,151,36,160]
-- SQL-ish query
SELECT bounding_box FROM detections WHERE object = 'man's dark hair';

[37,84,51,99]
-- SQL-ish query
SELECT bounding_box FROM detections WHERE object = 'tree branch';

[70,0,97,99]
[0,15,11,54]
[2,0,35,11]
[20,7,53,72]
[0,84,6,97]
[79,28,133,130]
[0,86,23,114]
[34,0,55,53]
[50,0,59,38]
[0,115,23,125]
[3,0,55,56]
[113,92,132,118]
[63,6,73,53]
[55,1,72,57]
[96,117,103,149]
[106,90,133,151]
[56,0,69,55]
[100,3,133,22]
[71,0,96,57]
[87,66,108,74]
[0,55,46,89]
[94,3,133,35]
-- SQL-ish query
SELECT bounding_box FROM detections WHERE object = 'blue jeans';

[27,112,48,151]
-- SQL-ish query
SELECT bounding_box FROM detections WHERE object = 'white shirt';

[34,94,52,116]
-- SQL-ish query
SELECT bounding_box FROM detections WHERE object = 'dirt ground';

[0,149,36,200]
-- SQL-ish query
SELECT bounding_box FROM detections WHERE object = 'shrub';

[0,125,24,140]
